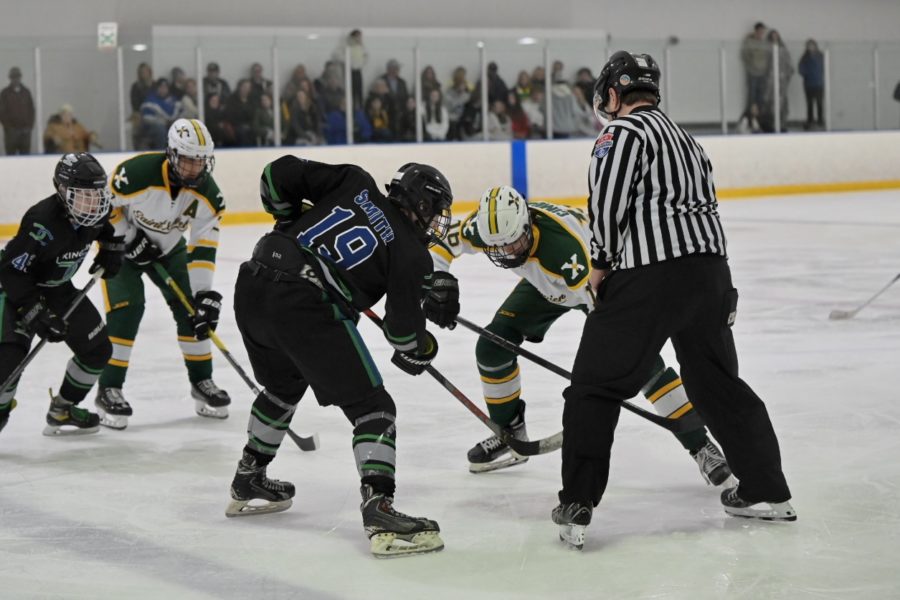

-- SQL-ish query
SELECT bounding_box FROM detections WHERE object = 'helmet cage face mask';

[389,163,454,248]
[64,186,112,227]
[484,225,533,268]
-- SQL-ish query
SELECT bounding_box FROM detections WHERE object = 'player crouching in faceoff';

[225,157,454,558]
[426,185,732,486]
[95,118,229,428]
[0,153,125,436]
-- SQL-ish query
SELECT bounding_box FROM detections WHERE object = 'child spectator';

[487,99,512,140]
[367,96,392,142]
[514,70,532,102]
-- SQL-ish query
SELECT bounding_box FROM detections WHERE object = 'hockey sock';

[179,335,213,383]
[100,303,144,388]
[245,391,298,462]
[477,362,522,427]
[352,411,397,497]
[59,356,106,405]
[642,358,705,449]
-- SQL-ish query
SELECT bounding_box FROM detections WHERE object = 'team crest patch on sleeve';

[593,133,615,158]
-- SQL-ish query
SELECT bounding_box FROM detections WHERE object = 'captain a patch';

[593,132,614,158]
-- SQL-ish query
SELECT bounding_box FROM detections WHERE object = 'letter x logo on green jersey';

[561,254,585,279]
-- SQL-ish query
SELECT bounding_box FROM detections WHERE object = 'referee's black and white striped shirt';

[587,105,727,271]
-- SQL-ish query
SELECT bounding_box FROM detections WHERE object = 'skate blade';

[724,500,797,522]
[370,531,444,558]
[97,408,129,430]
[468,453,528,473]
[42,424,100,437]
[558,524,586,550]
[195,400,228,419]
[225,497,292,518]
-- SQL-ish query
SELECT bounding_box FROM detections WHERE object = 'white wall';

[2,132,899,227]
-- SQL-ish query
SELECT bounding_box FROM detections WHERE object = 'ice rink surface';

[2,190,899,599]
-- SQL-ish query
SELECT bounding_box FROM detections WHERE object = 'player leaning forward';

[95,118,229,428]
[0,153,124,435]
[430,185,731,485]
[225,156,454,557]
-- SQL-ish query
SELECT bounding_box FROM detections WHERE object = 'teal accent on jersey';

[344,319,382,387]
[0,292,5,339]
[261,162,293,216]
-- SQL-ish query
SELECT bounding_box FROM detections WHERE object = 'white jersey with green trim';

[431,202,593,309]
[108,152,224,293]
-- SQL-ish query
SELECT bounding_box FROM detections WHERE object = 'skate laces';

[696,441,727,470]
[196,379,221,395]
[477,434,505,453]
[104,388,128,408]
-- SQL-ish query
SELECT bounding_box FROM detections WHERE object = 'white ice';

[2,190,899,599]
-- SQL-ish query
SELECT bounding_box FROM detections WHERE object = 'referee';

[552,51,795,550]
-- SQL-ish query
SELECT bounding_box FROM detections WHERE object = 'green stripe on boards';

[251,406,289,430]
[353,433,396,448]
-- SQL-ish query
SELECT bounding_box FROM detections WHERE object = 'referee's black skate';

[467,401,528,473]
[691,440,733,487]
[360,484,444,558]
[721,486,797,522]
[43,394,100,436]
[225,451,295,517]
[191,379,230,418]
[0,399,16,434]
[95,387,132,430]
[552,501,593,550]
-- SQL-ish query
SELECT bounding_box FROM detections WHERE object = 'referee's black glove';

[391,331,438,376]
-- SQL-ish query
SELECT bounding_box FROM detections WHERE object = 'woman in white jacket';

[423,89,449,141]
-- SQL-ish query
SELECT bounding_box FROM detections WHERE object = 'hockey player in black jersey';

[0,153,125,436]
[225,156,455,558]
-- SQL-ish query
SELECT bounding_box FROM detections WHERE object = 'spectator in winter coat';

[139,78,180,149]
[444,67,472,141]
[252,93,275,146]
[324,96,371,145]
[180,79,200,120]
[203,94,233,146]
[203,62,232,110]
[423,89,449,141]
[0,67,35,155]
[421,66,441,97]
[170,67,188,101]
[762,29,793,132]
[224,79,257,146]
[487,100,512,141]
[798,39,825,129]
[377,59,409,127]
[741,22,769,116]
[281,65,312,106]
[550,80,578,139]
[248,63,273,105]
[286,89,323,146]
[43,104,96,153]
[395,96,418,142]
[367,96,393,142]
[485,62,510,107]
[514,70,532,102]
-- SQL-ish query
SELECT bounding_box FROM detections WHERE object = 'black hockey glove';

[125,231,162,266]
[19,299,67,343]
[90,235,126,279]
[191,290,223,340]
[391,331,439,376]
[423,271,460,329]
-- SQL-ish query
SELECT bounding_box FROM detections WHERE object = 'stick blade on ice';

[828,309,853,320]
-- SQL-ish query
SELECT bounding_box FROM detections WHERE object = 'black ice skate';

[95,387,133,430]
[360,484,443,558]
[721,487,797,522]
[551,502,593,550]
[0,399,16,434]
[191,379,230,418]
[467,402,528,473]
[43,394,100,436]
[691,440,734,487]
[225,452,295,517]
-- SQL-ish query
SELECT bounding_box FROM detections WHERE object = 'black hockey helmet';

[52,152,112,227]
[386,163,453,246]
[593,51,661,115]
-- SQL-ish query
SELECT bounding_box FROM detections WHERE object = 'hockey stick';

[0,269,104,398]
[151,263,319,452]
[829,272,900,320]
[454,315,694,434]
[362,309,562,456]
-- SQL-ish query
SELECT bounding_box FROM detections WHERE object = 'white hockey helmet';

[476,185,533,268]
[166,118,215,188]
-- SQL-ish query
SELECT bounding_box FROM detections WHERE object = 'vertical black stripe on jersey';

[592,127,641,266]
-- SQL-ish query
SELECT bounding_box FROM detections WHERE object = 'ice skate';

[0,399,16,434]
[43,394,100,436]
[721,486,797,522]
[467,402,528,473]
[552,502,592,550]
[360,484,443,558]
[691,440,734,487]
[225,452,295,517]
[95,387,132,430]
[191,379,230,418]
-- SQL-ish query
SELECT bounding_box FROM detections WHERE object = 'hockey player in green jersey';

[427,185,732,484]
[95,118,229,428]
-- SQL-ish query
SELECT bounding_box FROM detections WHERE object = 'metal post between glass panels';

[34,46,43,155]
[719,45,727,134]
[196,47,205,124]
[824,47,832,132]
[272,46,281,147]
[345,45,353,145]
[663,45,671,114]
[117,47,127,151]
[872,45,880,131]
[773,42,781,134]
[414,45,422,143]
[544,43,552,139]
[480,45,488,142]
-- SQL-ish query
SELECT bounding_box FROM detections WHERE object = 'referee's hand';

[590,268,610,294]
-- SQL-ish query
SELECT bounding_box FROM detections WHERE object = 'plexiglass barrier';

[2,29,900,155]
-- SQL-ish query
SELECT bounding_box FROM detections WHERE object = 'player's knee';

[79,335,113,370]
[475,325,519,368]
[341,389,396,424]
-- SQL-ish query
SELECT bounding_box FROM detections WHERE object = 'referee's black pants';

[560,255,791,507]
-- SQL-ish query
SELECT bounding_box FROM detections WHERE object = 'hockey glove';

[19,299,67,343]
[90,235,126,279]
[125,231,162,266]
[423,271,460,329]
[191,290,223,340]
[391,331,439,376]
